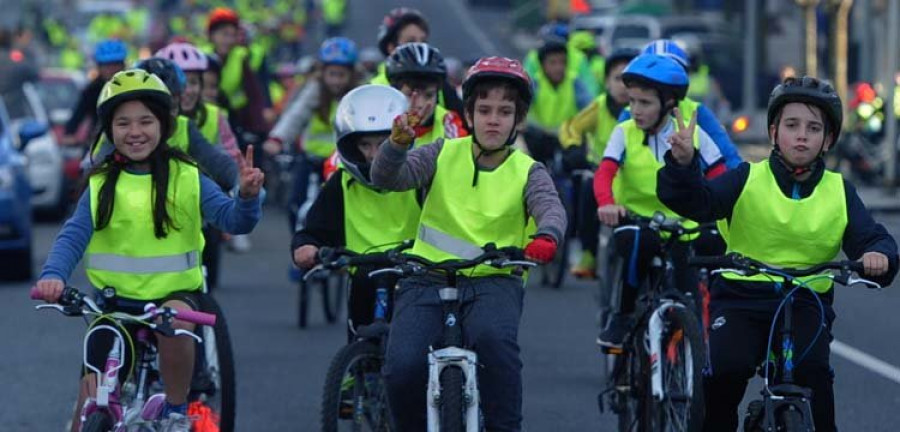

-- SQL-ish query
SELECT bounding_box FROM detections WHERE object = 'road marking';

[832,340,900,385]
[447,0,500,55]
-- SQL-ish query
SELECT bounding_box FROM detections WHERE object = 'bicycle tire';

[320,340,391,432]
[194,294,237,432]
[298,279,310,328]
[599,255,624,384]
[540,241,569,289]
[80,411,114,432]
[779,405,809,432]
[614,333,644,432]
[644,306,705,432]
[439,366,466,432]
[322,272,346,324]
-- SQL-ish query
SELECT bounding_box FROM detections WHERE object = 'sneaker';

[158,412,191,432]
[228,234,251,253]
[597,314,632,349]
[570,250,597,279]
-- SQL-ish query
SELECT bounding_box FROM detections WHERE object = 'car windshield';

[36,80,80,113]
[2,89,37,121]
[613,24,651,40]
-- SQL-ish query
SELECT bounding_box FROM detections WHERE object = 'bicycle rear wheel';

[613,332,644,432]
[191,294,237,432]
[540,241,569,289]
[80,411,114,432]
[439,366,466,432]
[779,405,810,432]
[320,340,391,431]
[643,306,704,432]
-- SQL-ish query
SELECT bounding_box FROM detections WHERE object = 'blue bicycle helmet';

[94,39,128,64]
[641,39,689,69]
[538,22,570,45]
[319,37,358,67]
[622,54,689,101]
[134,57,187,95]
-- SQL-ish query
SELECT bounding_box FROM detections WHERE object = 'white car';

[2,83,66,217]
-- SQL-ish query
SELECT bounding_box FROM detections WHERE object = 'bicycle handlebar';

[620,211,716,237]
[688,253,881,289]
[31,286,217,327]
[372,243,536,278]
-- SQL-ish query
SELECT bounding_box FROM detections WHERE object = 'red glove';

[524,236,557,264]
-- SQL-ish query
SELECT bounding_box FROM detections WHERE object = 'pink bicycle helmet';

[155,42,209,73]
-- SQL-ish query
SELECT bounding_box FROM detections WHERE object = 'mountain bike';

[689,254,882,432]
[597,212,706,432]
[30,285,235,431]
[312,241,414,431]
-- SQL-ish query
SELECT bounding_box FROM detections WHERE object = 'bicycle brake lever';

[172,329,203,343]
[847,276,883,290]
[303,264,325,281]
[499,260,538,268]
[367,268,405,278]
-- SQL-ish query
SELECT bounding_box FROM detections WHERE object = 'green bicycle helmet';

[97,69,173,127]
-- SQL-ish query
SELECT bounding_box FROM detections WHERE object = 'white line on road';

[447,0,501,55]
[832,339,900,385]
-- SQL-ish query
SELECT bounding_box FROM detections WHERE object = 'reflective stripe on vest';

[303,101,337,158]
[411,136,534,276]
[198,103,221,145]
[723,160,847,293]
[220,46,249,109]
[341,170,420,253]
[530,71,578,130]
[617,120,700,234]
[86,160,204,300]
[416,105,449,144]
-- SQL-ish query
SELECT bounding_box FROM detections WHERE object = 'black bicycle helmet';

[376,8,429,56]
[604,47,640,79]
[134,57,186,95]
[767,76,843,141]
[385,42,446,85]
[537,40,568,64]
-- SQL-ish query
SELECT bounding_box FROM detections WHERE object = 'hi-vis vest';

[92,116,191,158]
[590,94,618,164]
[198,103,222,146]
[530,71,578,130]
[411,136,535,276]
[723,160,847,293]
[304,101,337,158]
[220,46,251,110]
[86,160,204,300]
[415,105,450,145]
[617,120,700,233]
[687,64,711,100]
[341,170,420,253]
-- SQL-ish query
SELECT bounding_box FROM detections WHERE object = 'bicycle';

[689,253,882,432]
[310,241,415,431]
[30,285,236,432]
[597,211,706,432]
[377,244,535,431]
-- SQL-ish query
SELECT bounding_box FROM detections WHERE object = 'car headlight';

[0,166,14,190]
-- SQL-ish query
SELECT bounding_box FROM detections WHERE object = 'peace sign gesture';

[238,145,265,199]
[667,108,697,166]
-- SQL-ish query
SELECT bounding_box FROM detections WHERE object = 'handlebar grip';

[347,254,394,267]
[29,286,42,300]
[846,261,865,274]
[174,309,217,327]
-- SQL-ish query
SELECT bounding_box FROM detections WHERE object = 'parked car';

[36,68,88,142]
[2,83,66,218]
[0,98,38,281]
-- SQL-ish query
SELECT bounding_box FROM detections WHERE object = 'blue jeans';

[384,274,526,432]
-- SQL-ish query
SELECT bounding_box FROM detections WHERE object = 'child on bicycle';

[371,56,567,431]
[33,69,264,432]
[658,76,898,431]
[291,84,422,339]
[594,53,727,349]
[385,42,468,143]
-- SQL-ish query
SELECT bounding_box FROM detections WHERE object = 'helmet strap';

[470,128,516,186]
[772,129,826,177]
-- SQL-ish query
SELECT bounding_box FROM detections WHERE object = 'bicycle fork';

[426,287,480,432]
[647,300,695,401]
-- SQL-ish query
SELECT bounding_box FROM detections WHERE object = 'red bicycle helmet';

[462,56,533,107]
[207,7,240,33]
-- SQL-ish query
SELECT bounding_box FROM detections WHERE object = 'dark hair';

[464,78,529,123]
[316,65,359,124]
[538,42,568,64]
[391,76,441,93]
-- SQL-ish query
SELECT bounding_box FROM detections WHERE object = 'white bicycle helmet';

[155,42,209,72]
[335,85,409,186]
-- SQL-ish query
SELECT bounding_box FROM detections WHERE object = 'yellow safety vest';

[341,170,420,253]
[303,101,337,158]
[411,136,535,276]
[415,105,450,145]
[688,64,711,100]
[220,46,250,110]
[530,71,578,130]
[86,160,204,300]
[590,94,618,163]
[198,104,221,146]
[723,160,847,293]
[322,0,347,25]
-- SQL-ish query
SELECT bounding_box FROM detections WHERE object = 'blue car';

[0,97,44,281]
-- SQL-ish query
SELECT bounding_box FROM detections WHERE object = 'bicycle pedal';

[601,346,625,355]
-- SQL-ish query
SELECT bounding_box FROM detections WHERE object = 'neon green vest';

[220,46,250,109]
[530,72,578,130]
[322,0,347,24]
[687,65,711,100]
[370,63,389,85]
[617,120,699,228]
[411,137,535,276]
[723,160,847,293]
[303,101,337,158]
[590,94,618,164]
[198,104,221,146]
[416,105,449,144]
[341,171,420,253]
[86,160,204,300]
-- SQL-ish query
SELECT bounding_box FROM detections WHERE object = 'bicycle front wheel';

[320,340,391,432]
[439,366,466,432]
[643,306,704,432]
[192,294,237,432]
[80,411,114,432]
[322,271,346,324]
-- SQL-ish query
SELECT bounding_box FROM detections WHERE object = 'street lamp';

[795,0,821,77]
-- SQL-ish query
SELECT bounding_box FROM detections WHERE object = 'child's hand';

[860,251,889,276]
[238,145,265,199]
[293,245,319,269]
[597,204,627,227]
[390,112,419,148]
[34,279,64,303]
[667,108,697,166]
[524,235,557,264]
